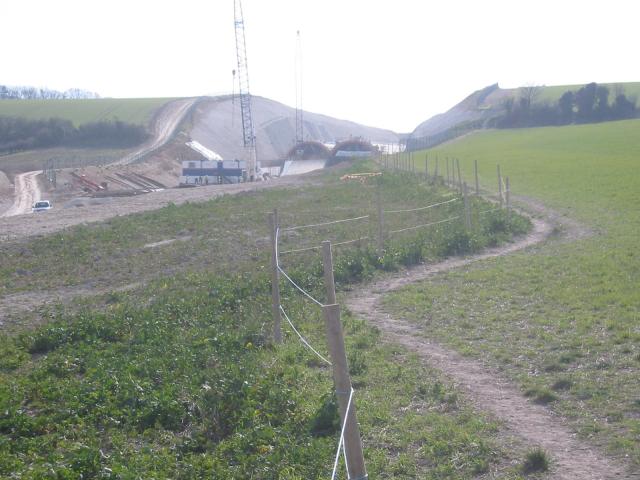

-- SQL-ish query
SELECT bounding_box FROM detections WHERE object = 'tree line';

[493,83,637,128]
[0,84,99,100]
[0,116,149,153]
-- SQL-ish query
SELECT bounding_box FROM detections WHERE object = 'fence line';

[280,305,332,366]
[384,197,459,214]
[388,215,461,235]
[279,206,369,216]
[478,207,501,215]
[275,227,326,308]
[279,244,323,255]
[268,157,514,478]
[279,235,370,256]
[281,215,370,232]
[332,236,369,248]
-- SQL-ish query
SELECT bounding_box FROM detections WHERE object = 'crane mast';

[295,30,303,145]
[233,0,257,181]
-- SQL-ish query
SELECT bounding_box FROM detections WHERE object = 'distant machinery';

[286,140,331,160]
[233,0,258,181]
[332,138,377,158]
[287,30,324,162]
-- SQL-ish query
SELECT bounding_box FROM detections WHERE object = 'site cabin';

[179,160,247,185]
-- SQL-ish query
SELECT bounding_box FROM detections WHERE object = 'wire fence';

[267,159,513,477]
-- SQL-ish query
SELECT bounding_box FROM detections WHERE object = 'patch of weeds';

[521,447,550,474]
[348,349,368,376]
[551,378,573,391]
[543,361,565,372]
[524,387,558,405]
[309,393,339,437]
[0,336,28,371]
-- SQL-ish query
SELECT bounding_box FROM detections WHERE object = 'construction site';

[0,1,398,220]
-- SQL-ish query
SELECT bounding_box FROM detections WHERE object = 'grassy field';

[0,97,177,126]
[386,119,640,464]
[0,161,539,478]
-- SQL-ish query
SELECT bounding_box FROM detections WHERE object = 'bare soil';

[0,176,300,243]
[346,205,638,479]
[112,98,199,166]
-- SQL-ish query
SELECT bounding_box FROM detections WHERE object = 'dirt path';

[112,97,199,166]
[0,170,41,218]
[346,209,637,479]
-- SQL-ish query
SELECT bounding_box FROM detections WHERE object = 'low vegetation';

[0,160,535,477]
[522,448,550,474]
[0,116,149,153]
[495,82,637,129]
[385,120,640,464]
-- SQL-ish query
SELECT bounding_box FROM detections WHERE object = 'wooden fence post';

[321,243,368,480]
[463,182,471,230]
[456,158,463,195]
[268,210,282,344]
[474,159,479,195]
[425,155,428,181]
[506,176,511,221]
[446,158,450,186]
[434,156,439,181]
[497,165,503,207]
[322,303,368,480]
[376,183,385,253]
[322,241,337,304]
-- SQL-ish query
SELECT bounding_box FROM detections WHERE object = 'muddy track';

[0,170,41,218]
[346,204,637,479]
[111,97,199,166]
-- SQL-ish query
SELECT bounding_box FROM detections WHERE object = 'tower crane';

[295,30,303,145]
[233,0,257,181]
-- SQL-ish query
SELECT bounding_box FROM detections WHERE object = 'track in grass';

[346,202,638,479]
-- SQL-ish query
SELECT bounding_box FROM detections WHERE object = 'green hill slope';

[390,119,640,464]
[411,82,640,142]
[0,97,177,126]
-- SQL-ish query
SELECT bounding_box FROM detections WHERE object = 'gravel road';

[0,170,41,217]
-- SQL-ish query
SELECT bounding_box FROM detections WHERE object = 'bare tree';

[519,84,541,110]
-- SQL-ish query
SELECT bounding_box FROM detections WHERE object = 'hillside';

[401,119,640,465]
[0,97,177,126]
[190,96,399,161]
[411,81,640,142]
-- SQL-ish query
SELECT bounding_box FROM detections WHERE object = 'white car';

[32,200,52,213]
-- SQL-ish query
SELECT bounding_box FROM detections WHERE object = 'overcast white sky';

[2,0,639,132]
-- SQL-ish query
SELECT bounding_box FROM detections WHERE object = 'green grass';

[385,120,640,465]
[0,98,177,127]
[0,165,529,300]
[0,160,534,477]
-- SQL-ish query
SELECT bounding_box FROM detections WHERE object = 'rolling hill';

[410,81,640,143]
[0,97,177,126]
[189,95,399,161]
